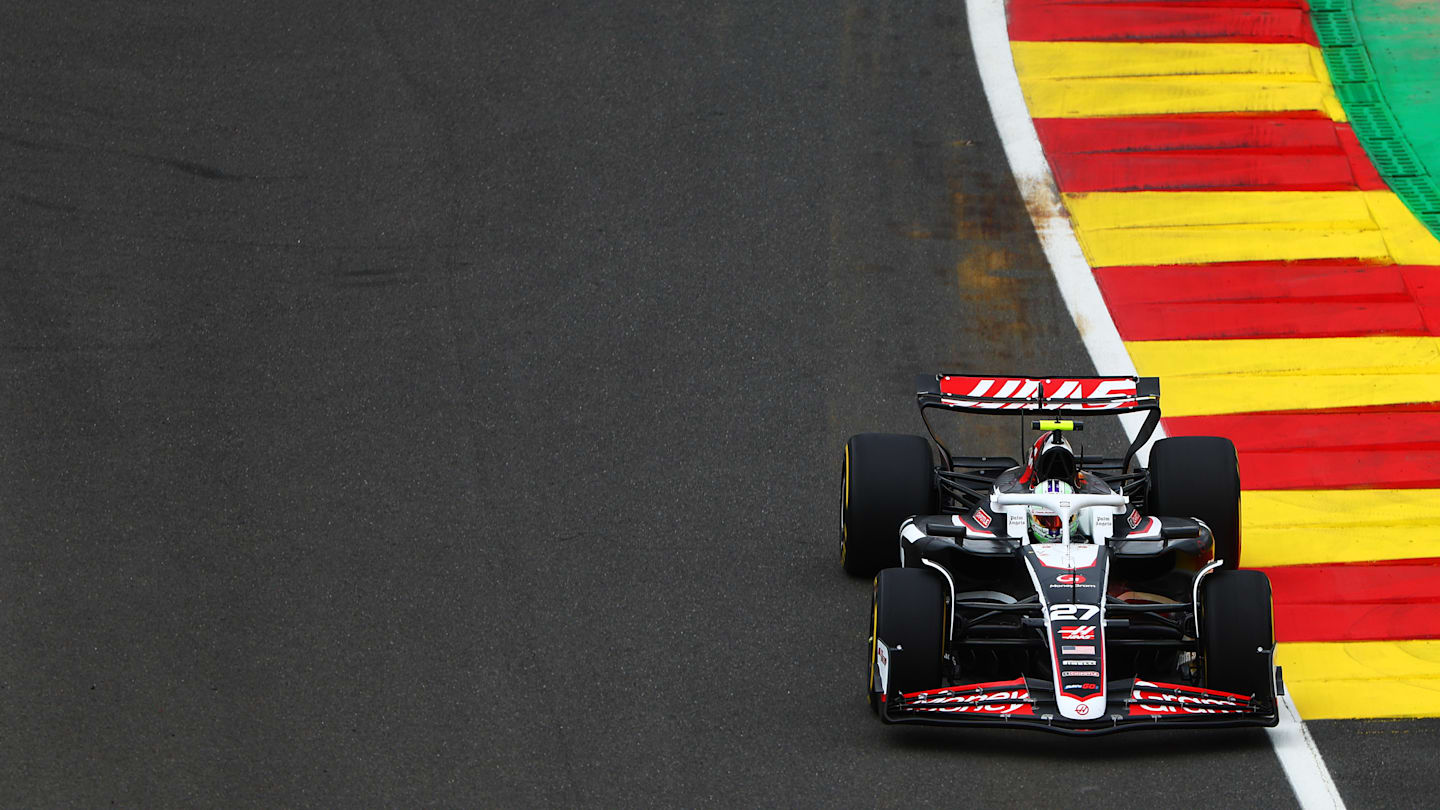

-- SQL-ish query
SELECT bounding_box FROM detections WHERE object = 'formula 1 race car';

[842,374,1280,734]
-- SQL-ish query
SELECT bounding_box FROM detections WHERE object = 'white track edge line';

[964,1,1346,807]
[1275,693,1347,808]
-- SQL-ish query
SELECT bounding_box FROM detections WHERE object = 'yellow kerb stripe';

[1244,489,1440,567]
[1368,192,1440,263]
[1279,640,1440,719]
[1011,41,1344,120]
[1061,191,1440,267]
[1013,41,1329,80]
[1125,335,1440,417]
[1066,191,1371,228]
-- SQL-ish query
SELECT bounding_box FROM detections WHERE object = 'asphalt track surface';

[0,2,1429,807]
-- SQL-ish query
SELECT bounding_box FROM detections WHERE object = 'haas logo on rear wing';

[938,376,1142,411]
[915,374,1161,472]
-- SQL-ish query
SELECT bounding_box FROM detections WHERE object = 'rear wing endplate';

[915,374,1162,472]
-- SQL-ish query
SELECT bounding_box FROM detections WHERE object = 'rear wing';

[915,374,1162,472]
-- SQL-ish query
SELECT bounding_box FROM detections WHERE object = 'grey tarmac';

[0,1,1423,807]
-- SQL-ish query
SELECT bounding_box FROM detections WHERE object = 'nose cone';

[1057,691,1106,721]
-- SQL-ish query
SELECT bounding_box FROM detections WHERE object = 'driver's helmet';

[1026,431,1078,485]
[1028,479,1079,543]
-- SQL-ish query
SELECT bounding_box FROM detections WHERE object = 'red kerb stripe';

[1012,0,1310,7]
[1033,117,1386,193]
[1008,1,1318,44]
[1094,261,1440,340]
[1165,408,1440,490]
[1034,115,1343,156]
[1264,559,1440,642]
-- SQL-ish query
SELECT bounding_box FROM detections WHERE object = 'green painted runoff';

[1355,0,1440,179]
[1314,0,1440,236]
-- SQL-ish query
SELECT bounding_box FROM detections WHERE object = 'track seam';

[965,1,1345,806]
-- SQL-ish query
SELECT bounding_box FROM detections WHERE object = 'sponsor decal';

[1134,679,1247,697]
[1129,703,1249,717]
[1131,683,1246,706]
[939,376,1138,411]
[1047,604,1100,621]
[1126,680,1252,716]
[1127,510,1141,529]
[1057,692,1108,719]
[1063,659,1097,666]
[876,641,890,694]
[1092,512,1113,541]
[1133,680,1251,700]
[908,687,1035,716]
[1059,625,1096,640]
[1062,670,1100,677]
[1061,645,1095,655]
[1056,573,1086,584]
[973,509,991,528]
[1031,543,1100,569]
[1077,682,1099,690]
[1008,511,1026,536]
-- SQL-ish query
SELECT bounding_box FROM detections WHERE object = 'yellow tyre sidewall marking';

[841,446,850,563]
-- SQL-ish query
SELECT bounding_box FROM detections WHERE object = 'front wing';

[879,675,1278,735]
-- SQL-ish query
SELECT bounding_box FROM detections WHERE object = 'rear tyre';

[1200,570,1275,702]
[1148,436,1242,569]
[869,567,947,711]
[841,433,936,578]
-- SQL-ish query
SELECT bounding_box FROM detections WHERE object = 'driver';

[1015,434,1113,542]
[938,429,1123,543]
[1028,479,1080,543]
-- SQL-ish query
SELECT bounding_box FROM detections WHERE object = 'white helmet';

[1028,479,1079,543]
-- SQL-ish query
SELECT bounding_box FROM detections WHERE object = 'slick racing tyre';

[1148,436,1242,569]
[841,433,936,578]
[869,567,947,712]
[1200,570,1276,703]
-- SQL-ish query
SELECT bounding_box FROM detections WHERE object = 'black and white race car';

[842,374,1280,734]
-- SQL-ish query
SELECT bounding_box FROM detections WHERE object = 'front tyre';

[1148,436,1242,569]
[1200,570,1275,704]
[869,567,947,712]
[841,433,936,578]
